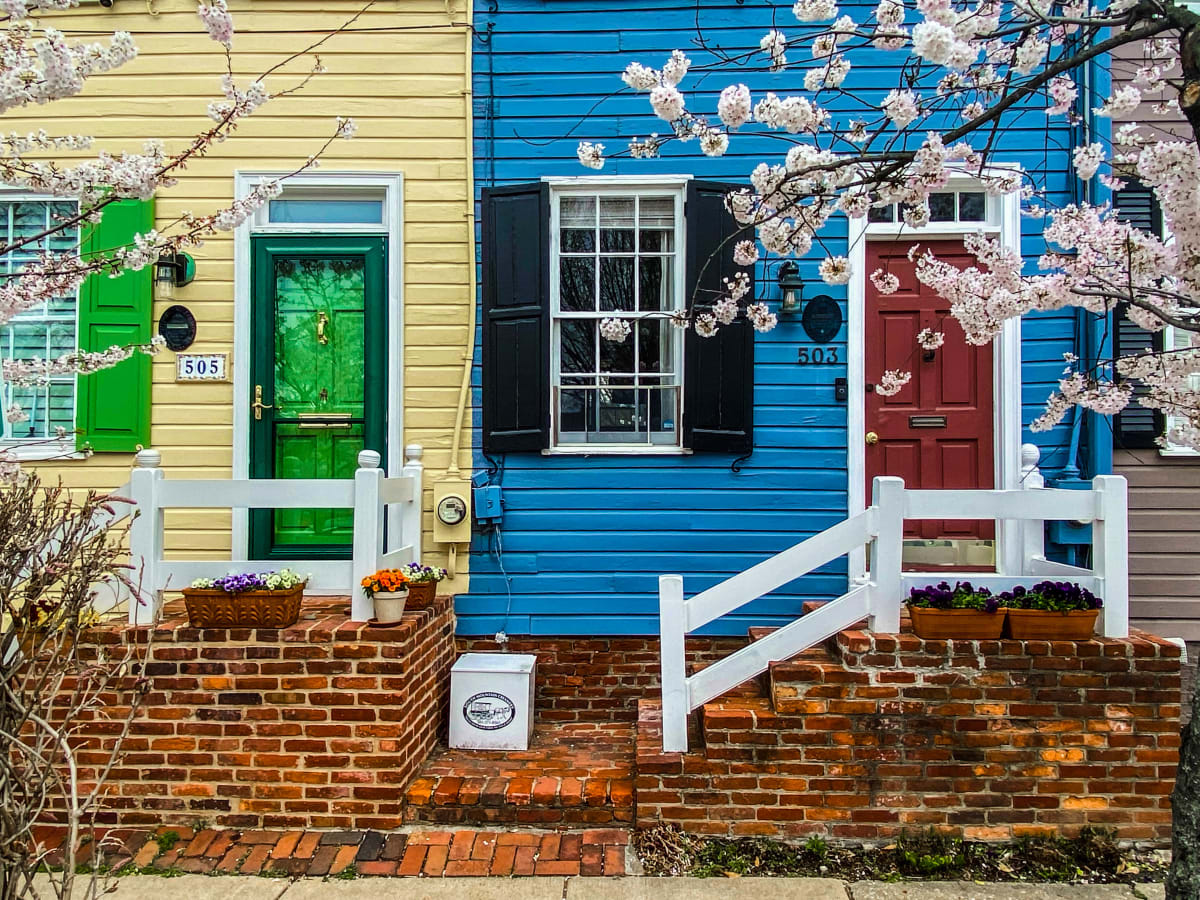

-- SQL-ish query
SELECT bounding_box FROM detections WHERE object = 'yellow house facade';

[8,0,476,593]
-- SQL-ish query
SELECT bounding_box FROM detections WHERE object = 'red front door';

[865,239,994,541]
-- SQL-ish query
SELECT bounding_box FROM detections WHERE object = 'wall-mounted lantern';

[777,260,803,316]
[155,252,195,300]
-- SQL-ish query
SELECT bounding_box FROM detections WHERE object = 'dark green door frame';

[249,235,387,560]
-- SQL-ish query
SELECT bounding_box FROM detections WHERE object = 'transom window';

[869,189,988,224]
[0,199,78,442]
[551,189,684,448]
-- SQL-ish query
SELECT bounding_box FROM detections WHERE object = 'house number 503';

[797,347,839,365]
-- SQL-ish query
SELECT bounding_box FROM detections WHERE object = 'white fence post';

[127,449,164,626]
[659,574,689,753]
[869,476,905,633]
[1019,443,1045,571]
[402,443,424,565]
[351,450,383,622]
[1092,475,1129,638]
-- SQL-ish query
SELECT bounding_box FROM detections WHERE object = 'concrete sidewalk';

[31,874,1168,899]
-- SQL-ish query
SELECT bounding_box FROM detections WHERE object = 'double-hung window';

[0,198,79,448]
[480,178,756,457]
[552,189,684,448]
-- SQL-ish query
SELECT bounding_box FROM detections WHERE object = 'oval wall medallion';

[463,691,516,731]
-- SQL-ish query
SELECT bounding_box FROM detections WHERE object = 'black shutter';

[1112,184,1166,449]
[481,183,550,453]
[683,180,755,453]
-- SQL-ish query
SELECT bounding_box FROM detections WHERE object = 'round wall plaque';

[801,294,843,344]
[463,691,516,731]
[158,305,197,352]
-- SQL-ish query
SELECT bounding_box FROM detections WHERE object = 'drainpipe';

[1084,53,1115,479]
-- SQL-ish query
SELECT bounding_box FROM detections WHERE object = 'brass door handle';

[865,431,879,445]
[317,311,329,345]
[252,384,274,421]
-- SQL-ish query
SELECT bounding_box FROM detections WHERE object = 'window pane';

[598,386,638,437]
[868,204,895,223]
[647,386,678,442]
[638,319,673,373]
[561,196,596,252]
[560,257,595,311]
[560,320,595,373]
[958,191,985,221]
[638,256,673,311]
[5,385,39,439]
[928,193,955,222]
[600,197,635,252]
[559,388,592,436]
[268,198,384,225]
[599,326,634,373]
[48,202,77,252]
[12,202,47,249]
[47,380,73,435]
[561,228,595,253]
[599,257,634,311]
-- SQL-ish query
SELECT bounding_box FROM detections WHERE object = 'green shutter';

[76,197,155,453]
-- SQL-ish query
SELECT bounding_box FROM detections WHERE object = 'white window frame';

[546,178,689,454]
[0,191,83,461]
[1159,317,1200,457]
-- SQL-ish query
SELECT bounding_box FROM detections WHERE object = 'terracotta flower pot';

[1004,608,1098,640]
[372,590,408,625]
[406,581,437,607]
[909,606,1005,640]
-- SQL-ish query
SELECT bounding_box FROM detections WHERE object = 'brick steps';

[402,721,635,829]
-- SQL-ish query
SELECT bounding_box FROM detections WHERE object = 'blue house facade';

[459,0,1112,637]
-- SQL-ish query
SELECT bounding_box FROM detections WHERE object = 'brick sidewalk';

[44,826,630,878]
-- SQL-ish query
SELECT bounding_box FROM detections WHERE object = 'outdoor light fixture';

[154,252,195,299]
[777,260,803,315]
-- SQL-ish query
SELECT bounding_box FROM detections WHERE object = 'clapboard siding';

[16,0,473,586]
[462,0,1086,635]
[1116,449,1200,639]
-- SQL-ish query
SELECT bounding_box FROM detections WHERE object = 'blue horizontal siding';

[464,0,1086,636]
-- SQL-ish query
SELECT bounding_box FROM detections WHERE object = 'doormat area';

[40,825,631,878]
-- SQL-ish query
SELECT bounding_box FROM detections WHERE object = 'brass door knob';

[865,431,879,445]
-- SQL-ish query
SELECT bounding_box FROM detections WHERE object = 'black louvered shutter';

[683,181,755,453]
[481,183,551,453]
[1112,184,1166,449]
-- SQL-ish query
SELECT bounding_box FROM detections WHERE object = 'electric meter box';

[449,653,537,751]
[434,479,472,544]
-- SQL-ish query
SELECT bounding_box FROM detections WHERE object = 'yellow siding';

[21,0,473,591]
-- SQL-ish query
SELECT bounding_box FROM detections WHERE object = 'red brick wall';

[455,636,746,723]
[636,630,1182,844]
[69,596,455,831]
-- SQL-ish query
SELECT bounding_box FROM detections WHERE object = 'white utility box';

[449,653,537,750]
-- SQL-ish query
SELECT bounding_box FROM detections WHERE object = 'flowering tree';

[578,0,1199,449]
[577,1,1200,894]
[0,0,357,481]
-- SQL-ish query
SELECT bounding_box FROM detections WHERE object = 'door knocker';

[316,311,329,345]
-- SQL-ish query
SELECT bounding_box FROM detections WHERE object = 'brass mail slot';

[908,415,947,428]
[296,412,353,429]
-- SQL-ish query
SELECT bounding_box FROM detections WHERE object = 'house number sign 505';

[175,353,228,382]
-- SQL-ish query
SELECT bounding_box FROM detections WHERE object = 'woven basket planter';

[1004,608,1098,640]
[406,581,437,608]
[909,606,1006,640]
[181,585,304,628]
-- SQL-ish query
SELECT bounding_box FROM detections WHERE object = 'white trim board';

[846,177,1023,578]
[231,171,405,560]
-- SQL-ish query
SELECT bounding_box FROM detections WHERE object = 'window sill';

[1158,447,1200,459]
[542,446,692,457]
[1,440,87,462]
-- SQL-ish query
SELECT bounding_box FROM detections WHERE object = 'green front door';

[249,236,387,559]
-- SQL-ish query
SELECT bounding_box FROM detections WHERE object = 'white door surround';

[231,171,405,560]
[846,176,1024,578]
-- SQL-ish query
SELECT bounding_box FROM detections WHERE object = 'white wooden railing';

[658,448,1129,752]
[125,445,423,625]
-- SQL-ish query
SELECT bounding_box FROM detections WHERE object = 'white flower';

[695,313,719,337]
[871,268,901,294]
[876,369,912,397]
[599,317,631,342]
[714,297,739,325]
[793,0,837,21]
[577,141,605,170]
[700,130,729,157]
[662,49,691,86]
[1072,142,1104,181]
[1094,85,1142,118]
[718,84,752,129]
[649,85,685,121]
[4,403,28,424]
[760,30,788,71]
[733,240,759,267]
[882,89,920,128]
[916,328,945,350]
[912,21,955,65]
[622,62,659,91]
[335,116,356,139]
[745,302,778,333]
[819,256,851,285]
